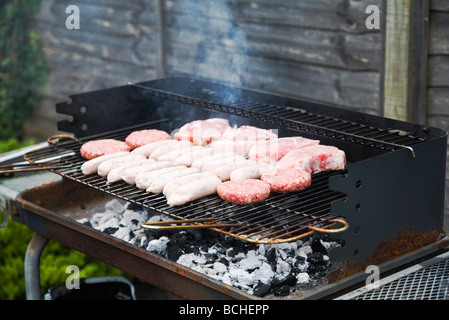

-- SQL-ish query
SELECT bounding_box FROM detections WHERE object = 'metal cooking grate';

[130,83,424,157]
[23,118,348,244]
[353,257,449,300]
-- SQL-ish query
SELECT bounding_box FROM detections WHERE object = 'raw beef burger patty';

[261,168,311,193]
[217,179,271,204]
[80,139,131,160]
[125,129,171,149]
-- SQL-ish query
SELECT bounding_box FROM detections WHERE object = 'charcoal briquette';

[311,237,328,255]
[273,285,290,296]
[252,282,271,297]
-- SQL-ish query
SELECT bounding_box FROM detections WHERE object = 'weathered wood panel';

[427,1,449,227]
[24,0,159,140]
[164,0,383,114]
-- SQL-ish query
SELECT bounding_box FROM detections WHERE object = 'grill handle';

[308,218,349,234]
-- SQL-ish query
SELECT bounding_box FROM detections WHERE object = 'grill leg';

[24,233,48,300]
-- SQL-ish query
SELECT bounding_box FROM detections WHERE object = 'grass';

[0,138,129,300]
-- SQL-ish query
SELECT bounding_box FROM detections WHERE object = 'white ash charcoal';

[221,273,232,286]
[276,258,291,275]
[237,250,266,271]
[113,227,133,242]
[251,262,275,285]
[120,210,147,230]
[146,236,170,254]
[91,212,121,232]
[296,272,310,284]
[177,253,196,268]
[213,261,228,274]
[76,218,90,225]
[104,199,126,215]
[228,266,255,289]
[296,245,312,260]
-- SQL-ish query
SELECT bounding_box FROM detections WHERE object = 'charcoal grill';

[2,77,448,299]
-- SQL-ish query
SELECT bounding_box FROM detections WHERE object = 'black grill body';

[54,77,447,267]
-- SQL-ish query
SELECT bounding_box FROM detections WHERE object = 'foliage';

[0,138,34,153]
[0,0,48,140]
[0,141,129,300]
[0,217,128,300]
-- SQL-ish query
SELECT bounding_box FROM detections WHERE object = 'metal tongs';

[140,217,242,230]
[0,134,78,175]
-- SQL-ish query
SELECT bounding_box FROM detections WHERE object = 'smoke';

[168,0,249,104]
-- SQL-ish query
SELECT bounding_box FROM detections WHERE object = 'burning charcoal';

[273,285,290,296]
[113,227,132,242]
[252,281,271,297]
[265,247,277,263]
[252,262,274,285]
[271,272,297,288]
[203,253,217,265]
[276,258,291,275]
[105,199,126,215]
[102,227,119,235]
[238,250,265,271]
[213,261,228,274]
[296,272,310,284]
[146,236,170,254]
[218,257,229,266]
[311,237,328,255]
[166,245,184,261]
[308,252,327,266]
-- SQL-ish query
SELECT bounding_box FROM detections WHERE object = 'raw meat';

[166,174,222,206]
[163,172,214,198]
[125,129,171,149]
[106,158,153,184]
[261,168,311,193]
[149,140,193,159]
[217,179,271,204]
[97,153,146,177]
[191,152,238,170]
[210,125,277,157]
[147,167,200,194]
[174,118,230,145]
[157,145,203,162]
[131,140,178,157]
[248,137,320,163]
[80,139,131,160]
[275,144,346,174]
[121,160,174,184]
[230,163,274,181]
[172,147,215,166]
[81,151,130,175]
[135,166,186,190]
[201,155,246,173]
[213,160,256,181]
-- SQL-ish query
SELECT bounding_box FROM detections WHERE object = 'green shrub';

[0,0,48,140]
[0,218,128,300]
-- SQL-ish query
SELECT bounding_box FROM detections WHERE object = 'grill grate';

[24,119,348,244]
[353,257,449,300]
[130,83,423,157]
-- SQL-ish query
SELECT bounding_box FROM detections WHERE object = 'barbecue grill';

[1,77,448,299]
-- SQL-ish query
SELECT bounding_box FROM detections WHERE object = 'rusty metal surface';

[14,178,449,300]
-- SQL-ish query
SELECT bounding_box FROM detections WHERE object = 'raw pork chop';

[275,144,346,174]
[248,137,319,163]
[210,125,277,157]
[174,118,230,145]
